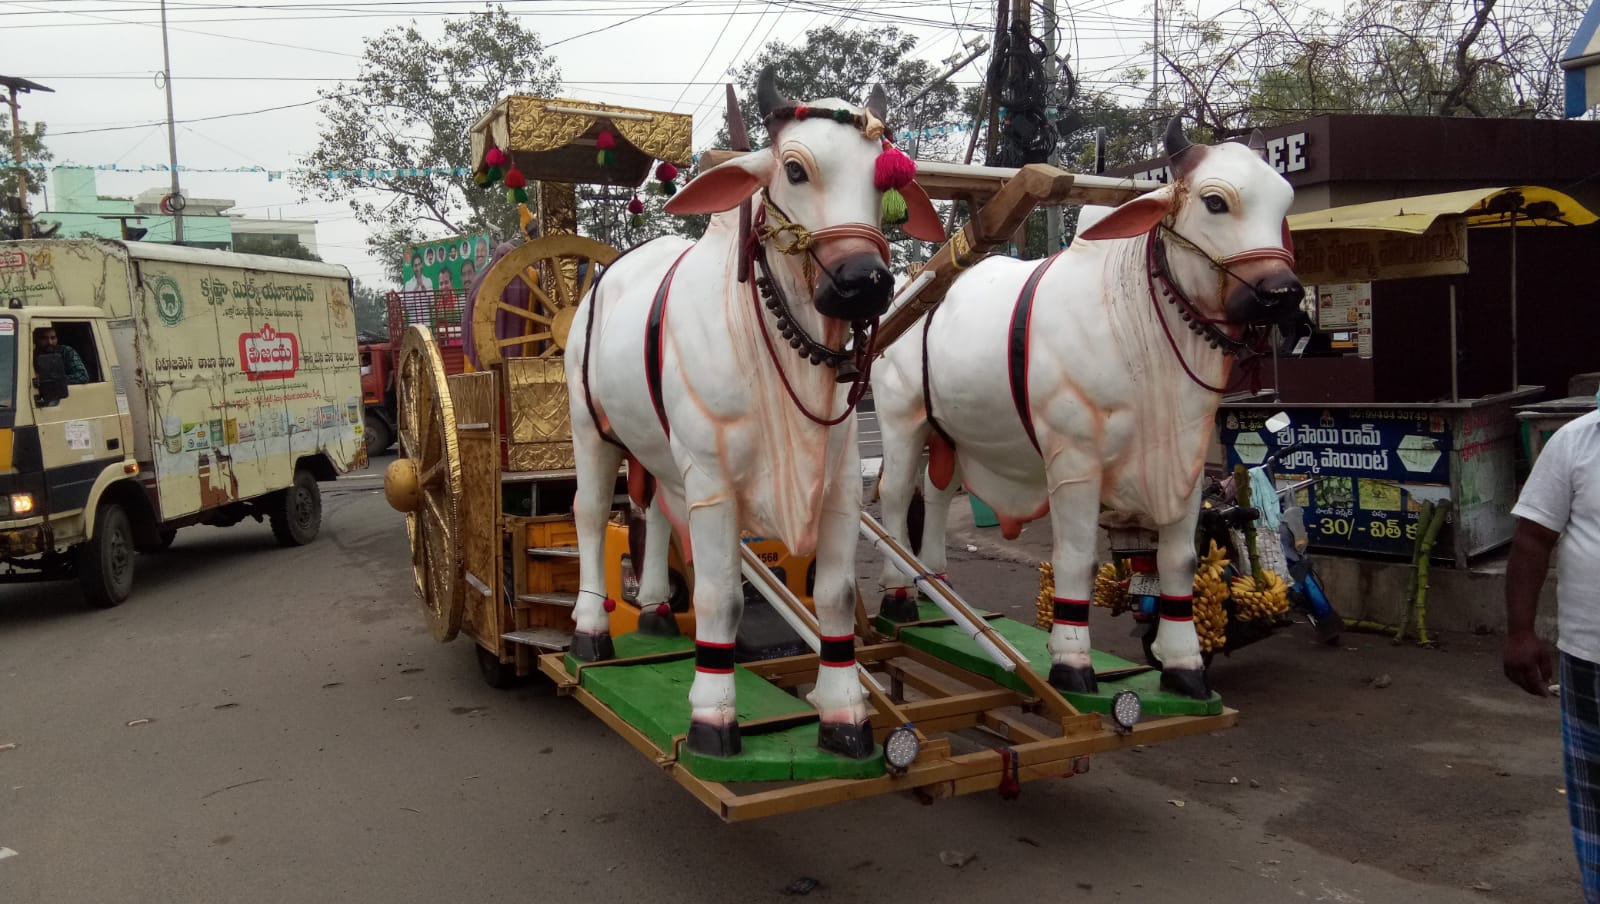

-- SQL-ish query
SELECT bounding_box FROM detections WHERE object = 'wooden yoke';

[874,163,1077,353]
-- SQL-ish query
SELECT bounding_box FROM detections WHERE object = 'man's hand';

[1504,631,1554,697]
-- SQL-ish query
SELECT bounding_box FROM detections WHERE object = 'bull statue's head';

[665,68,943,322]
[1080,118,1303,325]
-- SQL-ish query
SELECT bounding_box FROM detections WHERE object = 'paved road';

[0,468,1572,903]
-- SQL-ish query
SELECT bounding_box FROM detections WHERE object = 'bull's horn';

[865,84,889,123]
[756,66,795,121]
[1247,128,1266,160]
[1164,117,1191,159]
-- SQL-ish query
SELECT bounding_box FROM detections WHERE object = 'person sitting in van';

[34,327,90,385]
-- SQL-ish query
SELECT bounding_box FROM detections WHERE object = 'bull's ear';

[1077,189,1175,241]
[664,151,776,215]
[899,181,945,243]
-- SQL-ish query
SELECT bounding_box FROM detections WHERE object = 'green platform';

[876,601,1224,717]
[567,634,885,783]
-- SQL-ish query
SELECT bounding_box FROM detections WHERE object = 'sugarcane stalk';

[1412,500,1451,647]
[1395,500,1434,643]
[1346,618,1402,635]
[1234,464,1266,585]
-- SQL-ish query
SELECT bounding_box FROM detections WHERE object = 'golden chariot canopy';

[470,97,694,188]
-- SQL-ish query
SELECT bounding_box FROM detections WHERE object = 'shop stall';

[1218,186,1597,566]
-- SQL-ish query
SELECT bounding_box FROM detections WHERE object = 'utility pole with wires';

[2,75,54,240]
[1041,0,1062,253]
[159,0,185,243]
[1151,0,1163,157]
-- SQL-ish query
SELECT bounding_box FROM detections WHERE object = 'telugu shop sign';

[1220,407,1453,557]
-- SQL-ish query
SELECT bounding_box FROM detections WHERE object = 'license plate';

[1129,573,1163,598]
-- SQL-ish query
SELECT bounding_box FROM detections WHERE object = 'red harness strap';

[1006,256,1062,456]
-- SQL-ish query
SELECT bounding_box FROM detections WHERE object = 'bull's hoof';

[635,604,680,637]
[569,631,615,663]
[879,594,921,623]
[687,721,742,758]
[1161,667,1211,700]
[1048,663,1099,694]
[818,719,876,759]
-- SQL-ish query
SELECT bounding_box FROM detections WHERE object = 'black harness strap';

[580,244,645,450]
[1007,257,1059,455]
[645,249,693,439]
[921,304,956,446]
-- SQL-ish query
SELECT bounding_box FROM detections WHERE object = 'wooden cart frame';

[538,638,1237,821]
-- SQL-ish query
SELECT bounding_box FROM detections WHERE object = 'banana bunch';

[1093,561,1133,614]
[1036,562,1055,629]
[1231,569,1290,622]
[1192,541,1232,652]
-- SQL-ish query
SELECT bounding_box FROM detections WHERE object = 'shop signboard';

[1220,407,1455,557]
[1292,218,1468,286]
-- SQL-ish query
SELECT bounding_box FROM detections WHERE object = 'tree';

[352,280,390,341]
[727,27,966,159]
[1,118,53,239]
[232,233,323,261]
[1148,0,1582,141]
[296,6,561,282]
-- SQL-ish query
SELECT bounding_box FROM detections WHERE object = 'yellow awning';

[1288,186,1597,236]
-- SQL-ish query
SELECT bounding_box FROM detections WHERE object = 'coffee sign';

[1135,132,1310,184]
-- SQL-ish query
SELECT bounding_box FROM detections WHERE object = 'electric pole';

[1042,0,1062,253]
[2,75,54,240]
[159,0,185,243]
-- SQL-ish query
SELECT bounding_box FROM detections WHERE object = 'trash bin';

[968,494,999,528]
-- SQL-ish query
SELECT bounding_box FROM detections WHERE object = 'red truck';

[361,288,468,456]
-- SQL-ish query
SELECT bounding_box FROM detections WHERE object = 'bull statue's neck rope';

[747,192,882,426]
[1146,221,1285,394]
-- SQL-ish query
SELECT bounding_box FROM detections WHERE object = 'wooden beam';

[695,150,1154,206]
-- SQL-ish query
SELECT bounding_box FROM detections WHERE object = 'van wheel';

[270,470,322,547]
[79,502,136,608]
[364,412,393,457]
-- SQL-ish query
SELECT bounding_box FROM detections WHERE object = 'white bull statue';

[564,69,944,759]
[871,120,1303,700]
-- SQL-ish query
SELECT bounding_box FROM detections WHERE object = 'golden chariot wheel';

[472,234,621,368]
[383,325,465,642]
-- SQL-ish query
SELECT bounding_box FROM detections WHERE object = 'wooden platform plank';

[878,602,1224,717]
[568,633,884,783]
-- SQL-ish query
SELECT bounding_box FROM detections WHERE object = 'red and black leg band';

[1159,595,1194,622]
[819,634,856,668]
[694,641,736,674]
[1052,597,1090,627]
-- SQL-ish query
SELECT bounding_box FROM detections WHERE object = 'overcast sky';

[6,0,1224,286]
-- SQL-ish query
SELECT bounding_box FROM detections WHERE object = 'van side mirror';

[34,350,69,404]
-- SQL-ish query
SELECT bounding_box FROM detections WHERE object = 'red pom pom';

[627,194,645,215]
[484,147,507,167]
[503,167,526,189]
[603,597,617,613]
[655,161,678,182]
[596,129,616,150]
[794,105,809,120]
[874,144,916,192]
[655,603,671,618]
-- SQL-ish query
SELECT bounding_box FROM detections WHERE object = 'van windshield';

[0,317,15,412]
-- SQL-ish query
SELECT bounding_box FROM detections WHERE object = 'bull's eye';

[785,161,809,185]
[1202,194,1229,214]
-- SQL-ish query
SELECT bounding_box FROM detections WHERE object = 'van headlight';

[9,493,33,515]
